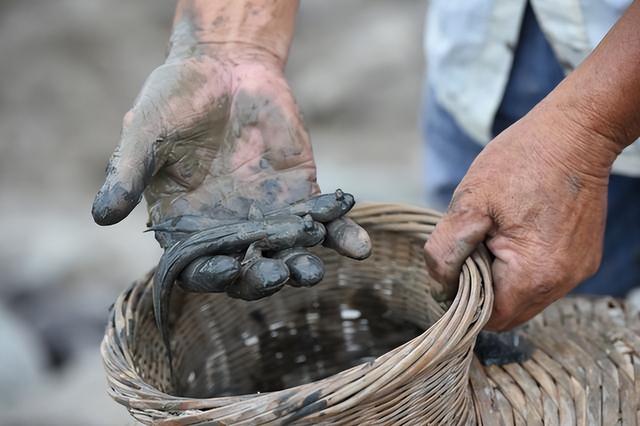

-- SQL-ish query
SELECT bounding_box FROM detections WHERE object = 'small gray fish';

[152,191,356,386]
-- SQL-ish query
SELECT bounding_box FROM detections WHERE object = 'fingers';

[227,247,325,300]
[423,202,493,289]
[484,257,521,331]
[274,248,324,287]
[484,252,558,331]
[178,255,241,293]
[159,192,368,300]
[323,216,372,260]
[227,258,289,300]
[181,247,326,300]
[92,97,166,226]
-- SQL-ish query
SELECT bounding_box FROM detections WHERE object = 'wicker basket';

[102,203,640,424]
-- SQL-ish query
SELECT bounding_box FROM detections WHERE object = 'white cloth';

[425,0,640,176]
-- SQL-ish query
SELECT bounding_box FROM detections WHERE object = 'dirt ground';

[0,1,427,424]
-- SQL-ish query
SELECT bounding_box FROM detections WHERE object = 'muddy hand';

[90,36,371,298]
[148,190,368,297]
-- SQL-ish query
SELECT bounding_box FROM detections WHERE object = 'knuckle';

[584,250,603,278]
[486,287,523,331]
[493,303,515,325]
[532,278,555,299]
[447,187,481,214]
[424,234,469,286]
[522,270,560,307]
[122,110,135,128]
[535,247,602,293]
[423,241,446,280]
[485,312,511,332]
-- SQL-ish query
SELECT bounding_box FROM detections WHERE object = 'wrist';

[528,91,624,179]
[169,0,298,67]
[559,89,631,155]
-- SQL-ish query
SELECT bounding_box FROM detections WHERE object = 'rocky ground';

[0,1,427,424]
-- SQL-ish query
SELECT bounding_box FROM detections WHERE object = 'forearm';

[170,0,299,65]
[533,1,640,172]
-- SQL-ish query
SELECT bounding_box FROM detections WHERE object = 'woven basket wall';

[102,203,640,424]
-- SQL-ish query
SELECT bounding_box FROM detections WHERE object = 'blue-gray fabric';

[422,4,640,296]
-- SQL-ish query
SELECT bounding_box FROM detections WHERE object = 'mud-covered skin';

[91,45,374,296]
[89,1,375,388]
[148,191,361,291]
[274,247,324,287]
[177,255,241,292]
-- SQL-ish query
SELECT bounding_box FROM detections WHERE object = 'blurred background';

[0,1,427,424]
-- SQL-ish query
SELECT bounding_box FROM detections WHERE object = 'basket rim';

[101,202,494,424]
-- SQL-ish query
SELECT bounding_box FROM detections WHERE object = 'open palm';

[93,52,370,299]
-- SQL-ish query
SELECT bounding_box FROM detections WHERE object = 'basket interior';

[130,230,448,398]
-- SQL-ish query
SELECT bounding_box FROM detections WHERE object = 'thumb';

[424,197,493,290]
[92,107,165,225]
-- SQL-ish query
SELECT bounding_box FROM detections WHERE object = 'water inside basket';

[171,286,429,398]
